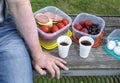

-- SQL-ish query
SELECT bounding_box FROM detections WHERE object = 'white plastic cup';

[79,36,94,58]
[57,36,72,58]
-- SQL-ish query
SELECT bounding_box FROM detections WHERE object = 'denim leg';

[0,22,33,83]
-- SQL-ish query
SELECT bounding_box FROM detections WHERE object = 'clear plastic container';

[104,29,120,60]
[34,6,72,43]
[107,29,120,42]
[72,13,105,42]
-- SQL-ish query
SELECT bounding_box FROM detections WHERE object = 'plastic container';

[104,44,120,60]
[34,6,72,43]
[39,29,72,50]
[103,29,120,60]
[107,29,120,42]
[72,13,105,42]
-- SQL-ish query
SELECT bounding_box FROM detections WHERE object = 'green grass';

[30,0,120,15]
[33,76,120,83]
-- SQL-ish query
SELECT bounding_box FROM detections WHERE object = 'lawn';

[30,0,120,15]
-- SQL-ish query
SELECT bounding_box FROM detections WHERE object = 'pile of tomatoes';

[39,18,69,33]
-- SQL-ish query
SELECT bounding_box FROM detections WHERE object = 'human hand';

[32,52,69,79]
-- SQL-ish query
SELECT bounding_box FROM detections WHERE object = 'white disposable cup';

[57,36,72,58]
[79,36,94,58]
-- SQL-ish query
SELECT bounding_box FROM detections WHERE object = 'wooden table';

[42,15,120,76]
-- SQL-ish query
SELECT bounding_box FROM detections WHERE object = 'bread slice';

[35,13,53,27]
[44,12,63,23]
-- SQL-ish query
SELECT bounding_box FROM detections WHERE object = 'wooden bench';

[34,15,120,77]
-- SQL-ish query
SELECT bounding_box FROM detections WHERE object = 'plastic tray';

[104,44,120,60]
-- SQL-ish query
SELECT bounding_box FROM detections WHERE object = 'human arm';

[6,0,68,79]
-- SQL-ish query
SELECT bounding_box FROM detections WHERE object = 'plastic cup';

[79,36,94,58]
[57,36,72,58]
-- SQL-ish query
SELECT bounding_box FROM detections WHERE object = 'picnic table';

[40,15,120,76]
[34,15,120,77]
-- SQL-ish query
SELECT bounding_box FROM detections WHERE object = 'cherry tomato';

[84,20,93,26]
[61,18,69,25]
[40,25,49,33]
[74,23,83,30]
[57,22,65,29]
[81,28,88,34]
[51,25,59,33]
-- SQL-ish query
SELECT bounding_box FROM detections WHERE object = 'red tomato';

[84,20,93,26]
[74,23,83,30]
[61,18,69,25]
[79,21,85,26]
[40,25,49,33]
[81,28,88,34]
[51,25,59,33]
[57,22,65,29]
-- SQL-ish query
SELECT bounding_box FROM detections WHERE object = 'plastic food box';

[72,13,105,42]
[104,29,120,60]
[107,29,120,42]
[34,6,72,43]
[39,30,72,50]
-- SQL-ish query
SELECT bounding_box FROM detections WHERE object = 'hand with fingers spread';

[32,51,69,79]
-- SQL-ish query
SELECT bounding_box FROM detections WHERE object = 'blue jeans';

[0,16,33,83]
